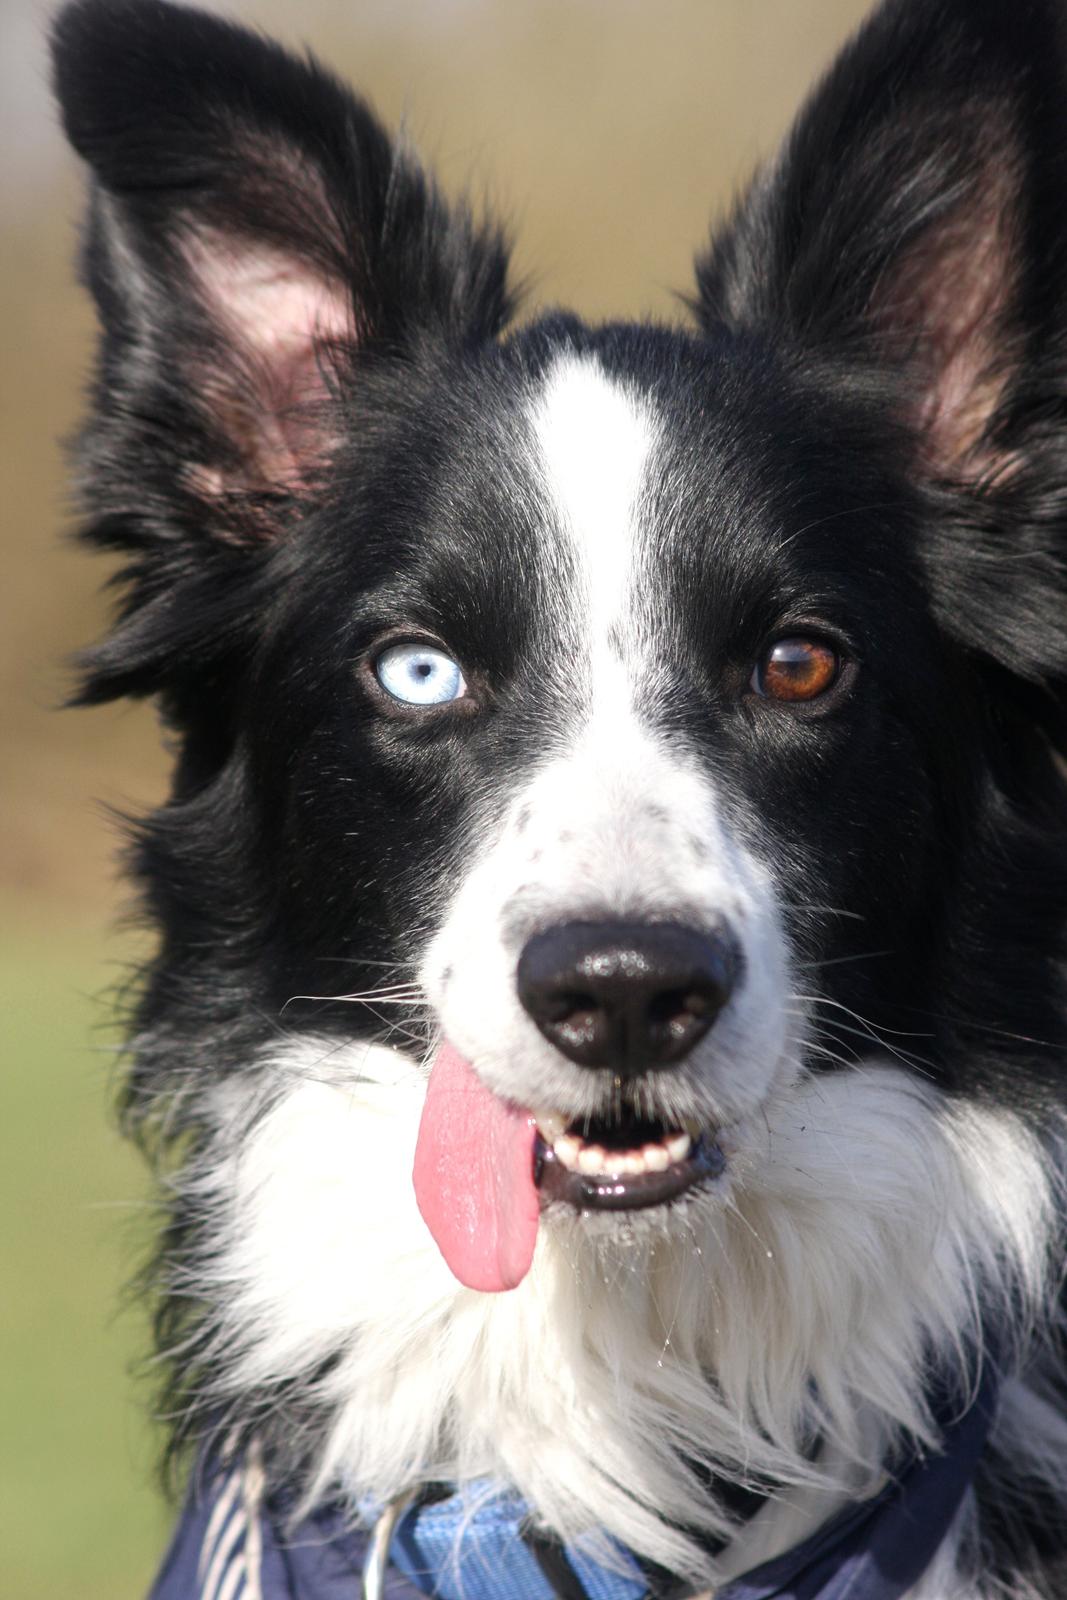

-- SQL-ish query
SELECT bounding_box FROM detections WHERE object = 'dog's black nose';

[516,921,738,1075]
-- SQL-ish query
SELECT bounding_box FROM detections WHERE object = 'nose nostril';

[554,1007,605,1056]
[543,992,594,1025]
[649,988,708,1025]
[647,987,717,1061]
[516,920,740,1075]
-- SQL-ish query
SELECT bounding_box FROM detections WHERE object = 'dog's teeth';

[552,1129,698,1179]
[604,1150,642,1177]
[666,1132,692,1164]
[535,1110,566,1142]
[553,1134,582,1171]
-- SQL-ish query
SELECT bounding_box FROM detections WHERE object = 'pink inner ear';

[910,199,1015,476]
[183,228,354,492]
[877,142,1020,485]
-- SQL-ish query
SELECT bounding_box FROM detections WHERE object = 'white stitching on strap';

[199,1469,244,1588]
[242,1440,266,1600]
[215,1553,247,1600]
[201,1496,246,1600]
[198,1439,269,1600]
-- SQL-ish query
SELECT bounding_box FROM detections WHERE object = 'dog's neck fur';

[181,1041,1061,1591]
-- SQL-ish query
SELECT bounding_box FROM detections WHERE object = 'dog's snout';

[516,921,738,1075]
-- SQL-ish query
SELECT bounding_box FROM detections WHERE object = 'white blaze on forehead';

[529,355,657,675]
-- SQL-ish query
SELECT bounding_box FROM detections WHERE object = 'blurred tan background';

[2,1,870,1595]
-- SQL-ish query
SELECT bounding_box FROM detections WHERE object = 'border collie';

[53,0,1067,1595]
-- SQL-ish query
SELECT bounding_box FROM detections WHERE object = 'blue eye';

[374,642,467,706]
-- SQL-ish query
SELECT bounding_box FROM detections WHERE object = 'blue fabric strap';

[387,1483,649,1600]
[149,1360,999,1600]
[150,1467,648,1600]
[719,1356,999,1600]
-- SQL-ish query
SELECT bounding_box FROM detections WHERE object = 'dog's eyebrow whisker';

[775,502,898,551]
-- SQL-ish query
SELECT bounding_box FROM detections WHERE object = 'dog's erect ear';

[694,0,1067,491]
[695,0,1067,732]
[52,0,512,700]
[53,0,512,496]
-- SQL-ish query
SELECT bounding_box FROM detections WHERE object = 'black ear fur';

[52,0,514,704]
[52,0,512,350]
[695,0,1067,468]
[695,0,1067,745]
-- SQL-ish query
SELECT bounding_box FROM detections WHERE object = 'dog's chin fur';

[180,1039,1063,1590]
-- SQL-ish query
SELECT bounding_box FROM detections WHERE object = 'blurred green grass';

[1,914,167,1600]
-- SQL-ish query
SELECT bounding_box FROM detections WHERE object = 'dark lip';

[533,1131,726,1213]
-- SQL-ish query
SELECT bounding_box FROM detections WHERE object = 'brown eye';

[753,637,840,702]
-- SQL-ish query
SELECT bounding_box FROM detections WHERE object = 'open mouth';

[533,1108,726,1212]
[413,1044,729,1292]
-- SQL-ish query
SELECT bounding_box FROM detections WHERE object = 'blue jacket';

[150,1363,996,1600]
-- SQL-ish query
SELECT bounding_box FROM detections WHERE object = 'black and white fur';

[53,0,1067,1594]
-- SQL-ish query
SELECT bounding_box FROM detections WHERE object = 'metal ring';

[361,1489,418,1600]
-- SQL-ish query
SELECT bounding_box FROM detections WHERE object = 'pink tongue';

[413,1043,540,1292]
